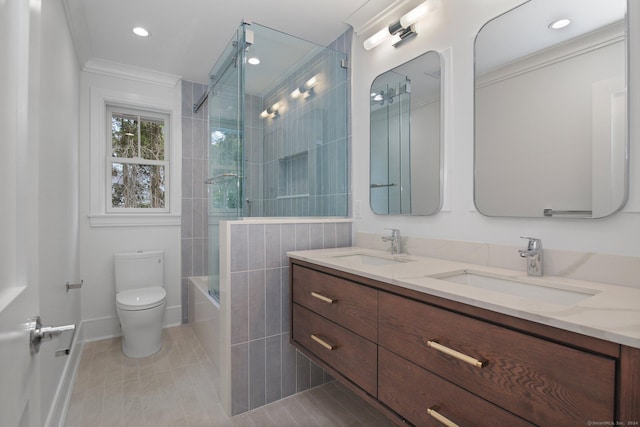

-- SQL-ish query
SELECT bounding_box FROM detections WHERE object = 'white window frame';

[89,87,181,227]
[106,105,170,213]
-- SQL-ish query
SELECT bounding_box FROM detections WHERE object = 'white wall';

[475,38,623,216]
[411,99,441,215]
[37,0,81,425]
[351,0,640,256]
[78,68,182,341]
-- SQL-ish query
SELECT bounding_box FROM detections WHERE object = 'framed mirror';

[370,51,442,215]
[474,0,628,218]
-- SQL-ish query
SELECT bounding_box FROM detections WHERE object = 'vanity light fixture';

[132,27,150,37]
[548,18,571,30]
[248,57,260,65]
[260,102,280,119]
[291,75,318,99]
[363,0,430,51]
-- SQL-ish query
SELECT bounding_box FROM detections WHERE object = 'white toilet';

[114,250,166,358]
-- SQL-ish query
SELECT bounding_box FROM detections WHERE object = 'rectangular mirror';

[370,51,443,215]
[474,0,628,218]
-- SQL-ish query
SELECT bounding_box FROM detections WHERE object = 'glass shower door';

[207,27,245,301]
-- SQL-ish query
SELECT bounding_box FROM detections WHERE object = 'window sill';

[88,213,181,228]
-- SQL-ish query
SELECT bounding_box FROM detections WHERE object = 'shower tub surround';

[190,218,352,416]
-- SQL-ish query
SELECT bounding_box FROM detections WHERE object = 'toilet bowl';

[116,286,166,358]
[114,250,165,358]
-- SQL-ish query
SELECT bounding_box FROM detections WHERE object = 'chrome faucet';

[382,228,401,255]
[519,237,543,277]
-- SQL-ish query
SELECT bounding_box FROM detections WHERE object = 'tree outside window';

[109,107,169,210]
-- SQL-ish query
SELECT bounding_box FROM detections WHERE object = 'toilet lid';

[117,286,166,310]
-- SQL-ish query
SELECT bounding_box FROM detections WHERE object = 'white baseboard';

[81,315,121,342]
[81,305,182,342]
[45,322,84,427]
[164,304,182,327]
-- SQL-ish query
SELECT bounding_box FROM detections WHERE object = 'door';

[0,0,42,426]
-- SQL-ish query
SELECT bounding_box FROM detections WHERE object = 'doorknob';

[29,316,76,355]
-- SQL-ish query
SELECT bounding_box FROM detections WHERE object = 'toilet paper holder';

[66,280,83,292]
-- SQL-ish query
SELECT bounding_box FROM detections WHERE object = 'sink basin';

[430,270,599,305]
[331,253,412,266]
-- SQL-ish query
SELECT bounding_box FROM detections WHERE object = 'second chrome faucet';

[519,236,543,276]
[382,228,401,255]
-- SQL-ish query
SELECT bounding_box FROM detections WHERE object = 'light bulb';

[305,76,317,88]
[364,27,392,51]
[549,18,571,30]
[132,27,150,37]
[400,1,429,28]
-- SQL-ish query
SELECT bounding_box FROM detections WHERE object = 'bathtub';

[188,276,220,383]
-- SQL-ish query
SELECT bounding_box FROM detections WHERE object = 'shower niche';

[278,151,309,199]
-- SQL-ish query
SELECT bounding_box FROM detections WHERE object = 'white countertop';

[288,247,640,349]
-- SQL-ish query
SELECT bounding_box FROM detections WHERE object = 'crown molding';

[83,58,181,88]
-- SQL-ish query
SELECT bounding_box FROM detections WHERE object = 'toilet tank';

[114,250,164,292]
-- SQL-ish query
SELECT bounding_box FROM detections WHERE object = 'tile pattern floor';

[65,325,395,427]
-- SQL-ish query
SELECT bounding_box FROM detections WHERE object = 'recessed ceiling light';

[248,57,260,65]
[548,18,571,30]
[133,27,150,37]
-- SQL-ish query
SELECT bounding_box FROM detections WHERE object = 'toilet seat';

[116,286,166,311]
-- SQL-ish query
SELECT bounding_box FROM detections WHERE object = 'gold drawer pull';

[311,291,336,304]
[311,334,336,351]
[427,407,459,427]
[427,340,487,368]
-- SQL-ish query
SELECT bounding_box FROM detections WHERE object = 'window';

[107,106,169,212]
[88,84,180,228]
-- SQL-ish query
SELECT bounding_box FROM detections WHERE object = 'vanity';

[288,248,640,426]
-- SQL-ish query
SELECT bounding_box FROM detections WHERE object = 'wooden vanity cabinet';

[379,292,615,426]
[292,264,377,341]
[293,304,377,395]
[378,347,534,427]
[289,259,639,426]
[291,264,379,397]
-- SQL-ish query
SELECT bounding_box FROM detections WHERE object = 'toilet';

[114,250,166,358]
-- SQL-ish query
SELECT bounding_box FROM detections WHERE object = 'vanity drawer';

[379,347,533,427]
[292,303,377,396]
[292,265,377,342]
[378,292,615,426]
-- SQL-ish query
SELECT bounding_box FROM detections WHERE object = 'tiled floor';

[65,325,394,427]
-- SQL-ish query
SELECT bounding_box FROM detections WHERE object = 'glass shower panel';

[244,23,348,217]
[206,22,349,300]
[207,28,244,301]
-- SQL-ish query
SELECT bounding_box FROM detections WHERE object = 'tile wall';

[223,219,352,415]
[244,93,264,217]
[181,80,210,323]
[260,30,352,217]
